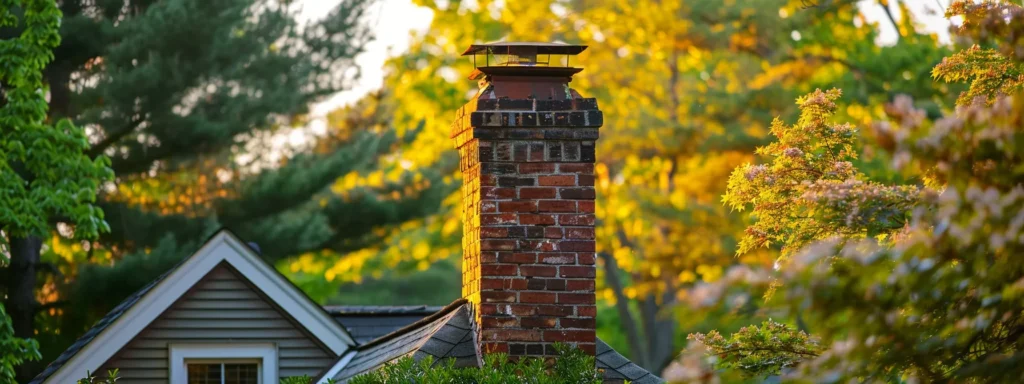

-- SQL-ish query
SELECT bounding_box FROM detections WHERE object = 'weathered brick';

[480,227,508,238]
[519,163,555,174]
[498,177,536,187]
[577,306,597,317]
[558,163,594,174]
[560,318,596,329]
[544,227,564,239]
[547,142,562,161]
[528,143,545,161]
[559,187,595,200]
[559,266,596,278]
[538,175,575,186]
[543,330,595,343]
[519,214,555,226]
[481,264,517,276]
[520,292,557,304]
[536,306,574,317]
[565,228,594,239]
[498,252,536,264]
[482,342,509,354]
[566,279,595,291]
[539,200,576,212]
[521,317,558,328]
[526,344,545,355]
[482,163,517,174]
[578,201,595,213]
[499,201,538,212]
[481,201,497,213]
[481,291,516,303]
[483,329,542,342]
[481,239,518,251]
[546,278,567,291]
[482,187,516,199]
[520,265,557,277]
[482,316,519,328]
[482,213,517,225]
[539,253,575,265]
[558,214,595,226]
[519,187,557,199]
[577,174,595,186]
[522,240,557,251]
[577,253,596,265]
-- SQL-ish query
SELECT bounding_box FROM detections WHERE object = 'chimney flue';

[452,42,601,358]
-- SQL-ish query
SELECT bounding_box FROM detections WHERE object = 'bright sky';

[297,0,953,119]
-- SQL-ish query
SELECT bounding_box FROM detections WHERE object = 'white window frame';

[169,343,277,384]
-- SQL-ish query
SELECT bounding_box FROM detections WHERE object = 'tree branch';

[598,250,648,367]
[88,116,145,158]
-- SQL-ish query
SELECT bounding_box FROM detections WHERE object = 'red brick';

[481,201,498,213]
[520,187,557,199]
[481,174,497,186]
[481,264,517,276]
[482,213,517,225]
[558,241,595,252]
[577,253,596,265]
[483,187,517,199]
[519,163,556,174]
[558,292,595,304]
[539,253,575,265]
[499,201,537,212]
[481,239,518,251]
[509,278,529,290]
[559,187,595,200]
[521,317,558,328]
[481,252,499,263]
[479,304,500,315]
[560,318,596,329]
[565,228,594,239]
[558,164,594,174]
[522,240,557,251]
[546,278,566,291]
[520,292,557,303]
[482,342,509,353]
[498,252,536,264]
[543,330,595,343]
[483,329,542,342]
[566,280,595,291]
[482,316,519,328]
[480,227,508,238]
[536,306,574,316]
[577,306,597,317]
[558,214,595,226]
[538,200,576,212]
[560,266,596,278]
[520,265,557,277]
[481,291,516,303]
[578,201,595,213]
[544,227,563,239]
[507,305,539,316]
[481,278,507,290]
[519,214,555,226]
[577,174,595,186]
[539,175,576,186]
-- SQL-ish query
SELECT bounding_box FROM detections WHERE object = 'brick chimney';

[451,42,601,357]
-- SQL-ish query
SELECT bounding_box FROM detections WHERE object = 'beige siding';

[96,263,335,383]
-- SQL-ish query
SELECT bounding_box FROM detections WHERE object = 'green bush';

[350,343,603,384]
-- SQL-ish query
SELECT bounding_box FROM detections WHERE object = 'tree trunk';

[7,235,42,382]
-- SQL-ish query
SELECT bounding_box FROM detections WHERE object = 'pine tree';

[8,0,454,374]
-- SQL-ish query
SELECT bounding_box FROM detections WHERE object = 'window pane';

[224,363,259,384]
[187,363,222,384]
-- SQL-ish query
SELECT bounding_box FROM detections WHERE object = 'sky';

[282,0,953,148]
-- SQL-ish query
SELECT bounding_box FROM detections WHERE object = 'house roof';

[324,305,444,343]
[30,229,357,384]
[319,299,480,382]
[319,300,665,384]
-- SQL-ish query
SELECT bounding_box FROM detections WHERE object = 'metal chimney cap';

[462,41,588,56]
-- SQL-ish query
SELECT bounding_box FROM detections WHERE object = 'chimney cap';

[461,41,588,56]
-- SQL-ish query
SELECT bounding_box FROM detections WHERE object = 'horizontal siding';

[96,264,335,382]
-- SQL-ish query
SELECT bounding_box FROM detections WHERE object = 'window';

[169,344,277,384]
[187,361,260,384]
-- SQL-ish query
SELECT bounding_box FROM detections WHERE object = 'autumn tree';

[0,0,111,380]
[690,1,1024,381]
